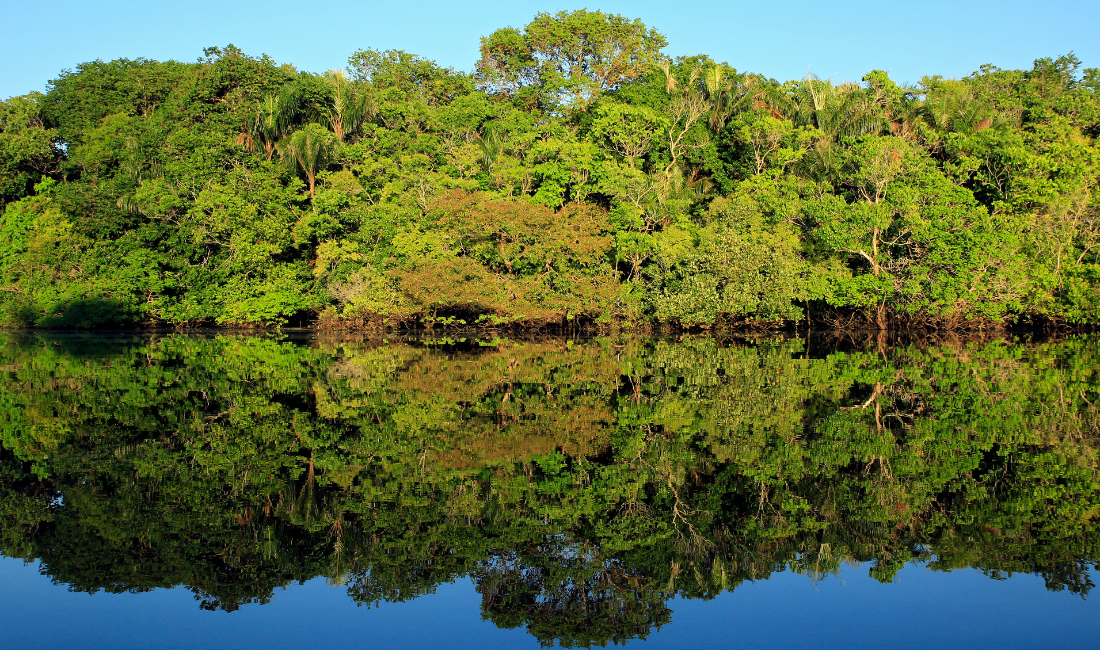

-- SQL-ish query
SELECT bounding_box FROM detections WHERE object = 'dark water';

[0,331,1098,648]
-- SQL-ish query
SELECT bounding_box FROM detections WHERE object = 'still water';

[0,331,1097,648]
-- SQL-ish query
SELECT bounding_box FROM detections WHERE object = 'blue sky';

[3,0,1097,98]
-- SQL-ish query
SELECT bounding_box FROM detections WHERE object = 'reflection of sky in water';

[1,557,1095,650]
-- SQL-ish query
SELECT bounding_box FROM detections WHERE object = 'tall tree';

[477,10,667,112]
[320,70,369,143]
[278,123,338,198]
[238,92,294,160]
[0,93,61,205]
[768,74,883,176]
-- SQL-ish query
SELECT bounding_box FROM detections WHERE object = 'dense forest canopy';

[1,10,1099,330]
[1,332,1098,646]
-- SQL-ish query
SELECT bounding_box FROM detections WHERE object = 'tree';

[921,77,1001,134]
[815,136,910,328]
[320,70,369,143]
[0,93,61,205]
[2,24,1099,331]
[772,74,883,141]
[768,74,884,177]
[655,60,712,179]
[238,92,294,160]
[278,123,338,198]
[348,48,471,106]
[590,103,665,168]
[698,63,759,133]
[477,10,667,112]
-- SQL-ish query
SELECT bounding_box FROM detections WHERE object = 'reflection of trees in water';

[1,332,1099,645]
[476,545,672,648]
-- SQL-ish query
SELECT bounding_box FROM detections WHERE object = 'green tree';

[0,94,60,206]
[279,123,338,198]
[238,92,294,160]
[477,10,667,112]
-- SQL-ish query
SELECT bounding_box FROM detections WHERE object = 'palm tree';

[236,85,305,161]
[922,80,1004,134]
[861,71,927,141]
[278,123,338,198]
[765,74,884,177]
[475,123,506,175]
[885,93,928,140]
[698,64,759,132]
[321,70,372,142]
[258,94,291,160]
[770,74,883,141]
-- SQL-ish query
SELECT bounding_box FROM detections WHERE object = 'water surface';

[0,332,1097,647]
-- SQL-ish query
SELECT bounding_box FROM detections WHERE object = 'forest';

[1,10,1099,330]
[1,332,1098,645]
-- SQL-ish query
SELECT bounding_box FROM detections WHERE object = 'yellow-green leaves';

[590,103,666,168]
[477,10,667,113]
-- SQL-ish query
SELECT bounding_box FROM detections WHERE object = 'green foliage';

[0,93,60,206]
[278,122,339,197]
[649,197,826,326]
[0,17,1098,330]
[476,9,667,113]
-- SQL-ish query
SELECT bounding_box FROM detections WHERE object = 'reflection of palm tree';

[278,123,338,198]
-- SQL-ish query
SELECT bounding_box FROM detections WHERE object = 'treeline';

[1,334,1098,645]
[1,10,1099,330]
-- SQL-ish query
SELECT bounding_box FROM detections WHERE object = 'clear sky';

[3,0,1097,98]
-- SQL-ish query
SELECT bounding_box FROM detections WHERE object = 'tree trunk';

[872,228,885,330]
[871,228,881,276]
